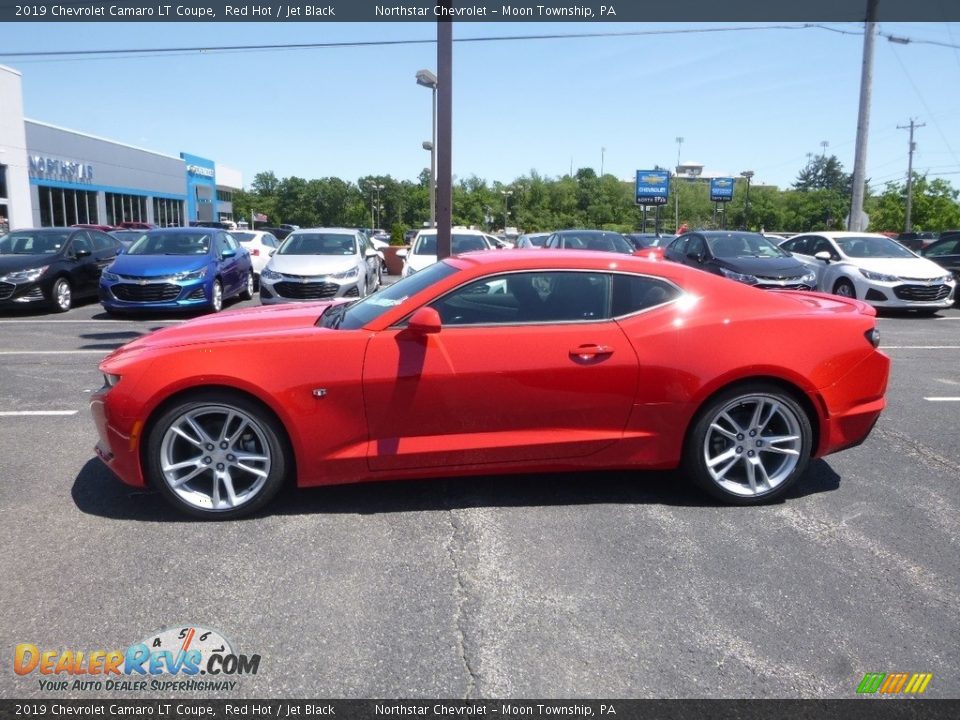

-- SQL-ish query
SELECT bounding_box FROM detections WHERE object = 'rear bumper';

[816,349,890,457]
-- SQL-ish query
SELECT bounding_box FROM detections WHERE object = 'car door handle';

[569,344,614,360]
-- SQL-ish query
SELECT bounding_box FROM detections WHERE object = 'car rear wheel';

[240,272,254,300]
[833,278,856,299]
[50,278,72,313]
[682,383,812,504]
[146,392,288,519]
[210,280,223,312]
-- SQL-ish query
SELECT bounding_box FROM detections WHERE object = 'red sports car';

[90,250,889,519]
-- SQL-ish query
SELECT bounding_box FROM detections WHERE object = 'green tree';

[867,174,960,232]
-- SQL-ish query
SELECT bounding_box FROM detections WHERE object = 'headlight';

[101,270,120,282]
[859,268,899,282]
[0,266,49,284]
[261,267,282,281]
[800,271,817,285]
[719,267,758,285]
[171,267,207,282]
[933,274,955,284]
[329,267,359,280]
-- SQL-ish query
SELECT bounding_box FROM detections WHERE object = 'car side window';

[808,236,837,259]
[91,231,119,252]
[429,271,611,326]
[667,235,687,256]
[611,275,681,316]
[927,239,959,256]
[544,234,558,249]
[222,233,240,251]
[69,231,92,255]
[782,236,809,255]
[686,235,706,258]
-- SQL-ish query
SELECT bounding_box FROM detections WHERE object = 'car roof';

[800,231,891,239]
[288,227,358,234]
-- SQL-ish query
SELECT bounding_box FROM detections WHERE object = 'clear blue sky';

[2,21,959,191]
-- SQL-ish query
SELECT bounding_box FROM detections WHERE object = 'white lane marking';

[924,397,960,402]
[0,410,78,416]
[0,350,109,355]
[0,319,183,324]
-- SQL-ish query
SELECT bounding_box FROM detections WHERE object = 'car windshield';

[413,233,489,255]
[125,232,211,255]
[519,234,548,247]
[707,233,788,258]
[326,261,459,330]
[0,231,70,254]
[558,231,634,253]
[279,233,356,255]
[836,236,916,258]
[233,232,257,242]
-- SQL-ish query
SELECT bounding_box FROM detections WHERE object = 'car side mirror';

[407,306,441,335]
[396,248,408,259]
[686,251,704,263]
[221,249,237,258]
[75,248,92,258]
[364,248,379,258]
[814,251,832,263]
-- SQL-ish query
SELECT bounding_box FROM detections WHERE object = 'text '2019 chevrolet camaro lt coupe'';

[90,250,890,519]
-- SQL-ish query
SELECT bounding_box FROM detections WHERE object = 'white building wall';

[0,65,33,229]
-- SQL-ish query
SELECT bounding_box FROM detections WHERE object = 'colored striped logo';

[857,672,933,694]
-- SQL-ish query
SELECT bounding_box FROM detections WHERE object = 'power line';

[1,23,959,62]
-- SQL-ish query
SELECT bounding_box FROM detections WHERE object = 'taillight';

[250,248,260,256]
[865,327,880,347]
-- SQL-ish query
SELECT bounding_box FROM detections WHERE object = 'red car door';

[362,271,640,471]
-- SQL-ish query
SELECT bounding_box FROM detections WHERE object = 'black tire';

[210,279,223,313]
[682,382,813,505]
[50,277,72,313]
[145,391,289,520]
[240,272,254,301]
[833,278,856,299]
[252,273,261,292]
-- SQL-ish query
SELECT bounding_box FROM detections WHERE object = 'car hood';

[104,301,349,362]
[851,257,952,279]
[109,254,210,277]
[407,253,438,272]
[0,254,55,274]
[715,256,809,278]
[268,255,357,276]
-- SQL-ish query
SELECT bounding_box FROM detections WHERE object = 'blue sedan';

[99,228,254,314]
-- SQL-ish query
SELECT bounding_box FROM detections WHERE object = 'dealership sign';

[187,164,215,178]
[710,177,735,202]
[635,170,670,205]
[28,156,94,183]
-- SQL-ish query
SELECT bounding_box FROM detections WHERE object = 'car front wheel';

[50,277,72,313]
[682,383,812,504]
[210,280,223,312]
[146,392,288,519]
[240,272,254,300]
[833,278,856,298]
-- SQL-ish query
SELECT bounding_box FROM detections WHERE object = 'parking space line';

[0,410,78,416]
[924,397,960,402]
[0,350,109,355]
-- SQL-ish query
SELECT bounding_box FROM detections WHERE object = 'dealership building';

[0,65,241,234]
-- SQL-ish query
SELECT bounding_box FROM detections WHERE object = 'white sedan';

[232,230,282,288]
[779,231,956,311]
[398,229,495,277]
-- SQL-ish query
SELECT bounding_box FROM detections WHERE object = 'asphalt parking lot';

[0,292,958,700]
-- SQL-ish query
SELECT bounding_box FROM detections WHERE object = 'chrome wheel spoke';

[234,462,268,478]
[748,400,765,430]
[709,422,738,441]
[764,434,801,455]
[171,425,204,447]
[758,401,781,432]
[708,447,738,469]
[169,465,208,488]
[719,411,744,434]
[185,417,213,446]
[163,457,203,473]
[714,456,740,481]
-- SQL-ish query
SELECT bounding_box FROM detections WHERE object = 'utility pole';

[897,118,925,232]
[674,136,684,232]
[848,0,878,232]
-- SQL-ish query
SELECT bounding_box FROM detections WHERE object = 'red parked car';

[91,250,889,518]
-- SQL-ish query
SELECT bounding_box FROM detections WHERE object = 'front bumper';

[854,277,955,308]
[259,273,361,304]
[90,385,147,488]
[0,279,48,306]
[99,278,212,311]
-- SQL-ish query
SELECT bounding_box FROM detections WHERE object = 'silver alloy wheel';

[211,280,223,312]
[702,393,803,497]
[158,404,273,512]
[834,280,855,298]
[54,279,72,311]
[246,273,254,296]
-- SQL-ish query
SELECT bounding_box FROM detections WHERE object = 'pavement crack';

[445,504,480,699]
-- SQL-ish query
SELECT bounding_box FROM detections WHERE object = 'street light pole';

[416,69,438,228]
[740,170,754,230]
[501,190,513,231]
[375,183,384,229]
[675,136,684,232]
